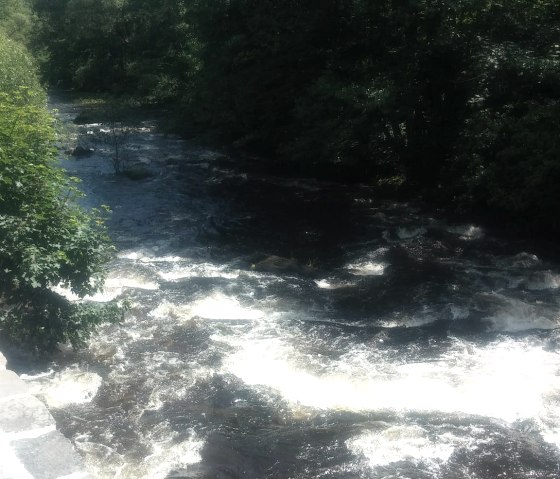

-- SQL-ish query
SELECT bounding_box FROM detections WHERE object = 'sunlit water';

[15,98,560,478]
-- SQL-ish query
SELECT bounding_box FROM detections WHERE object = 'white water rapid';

[16,97,560,479]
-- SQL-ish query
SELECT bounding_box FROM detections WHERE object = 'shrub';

[0,34,121,351]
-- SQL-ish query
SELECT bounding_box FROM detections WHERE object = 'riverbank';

[0,352,91,479]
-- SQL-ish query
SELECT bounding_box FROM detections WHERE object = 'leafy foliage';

[31,0,560,234]
[31,0,199,96]
[0,0,34,44]
[0,34,120,351]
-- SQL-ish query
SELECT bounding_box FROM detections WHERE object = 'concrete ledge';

[12,431,88,479]
[0,395,55,434]
[0,352,92,479]
[0,369,30,400]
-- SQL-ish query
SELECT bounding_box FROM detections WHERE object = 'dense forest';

[30,0,560,235]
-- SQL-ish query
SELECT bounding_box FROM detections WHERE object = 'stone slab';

[0,395,55,434]
[0,370,29,399]
[0,349,92,479]
[0,438,34,479]
[12,430,85,479]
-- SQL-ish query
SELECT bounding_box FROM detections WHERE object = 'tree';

[30,0,560,234]
[0,34,122,351]
[0,0,33,44]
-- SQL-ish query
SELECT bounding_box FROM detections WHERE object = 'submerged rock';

[121,166,155,180]
[252,255,316,276]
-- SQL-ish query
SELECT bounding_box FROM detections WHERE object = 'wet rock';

[71,145,94,157]
[0,370,29,399]
[12,430,86,479]
[0,395,55,433]
[0,358,92,479]
[252,255,316,276]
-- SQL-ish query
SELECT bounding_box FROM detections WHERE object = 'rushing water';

[17,99,560,478]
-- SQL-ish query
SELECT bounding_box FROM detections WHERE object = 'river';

[17,98,560,478]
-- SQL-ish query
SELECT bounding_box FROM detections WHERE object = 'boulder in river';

[70,145,94,157]
[251,255,317,276]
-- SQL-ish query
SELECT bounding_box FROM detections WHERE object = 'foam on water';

[138,435,203,479]
[314,278,357,289]
[151,294,264,321]
[450,305,470,321]
[378,306,441,328]
[346,247,388,276]
[378,314,438,329]
[447,224,485,240]
[397,226,427,240]
[76,433,203,479]
[345,261,386,276]
[149,301,195,322]
[483,296,559,332]
[347,425,457,469]
[52,271,159,303]
[497,252,541,269]
[220,328,560,424]
[190,293,265,320]
[101,274,159,296]
[27,368,103,408]
[539,405,560,451]
[525,271,560,290]
[158,263,240,281]
[119,251,184,263]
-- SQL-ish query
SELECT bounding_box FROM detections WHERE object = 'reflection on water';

[17,98,560,478]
